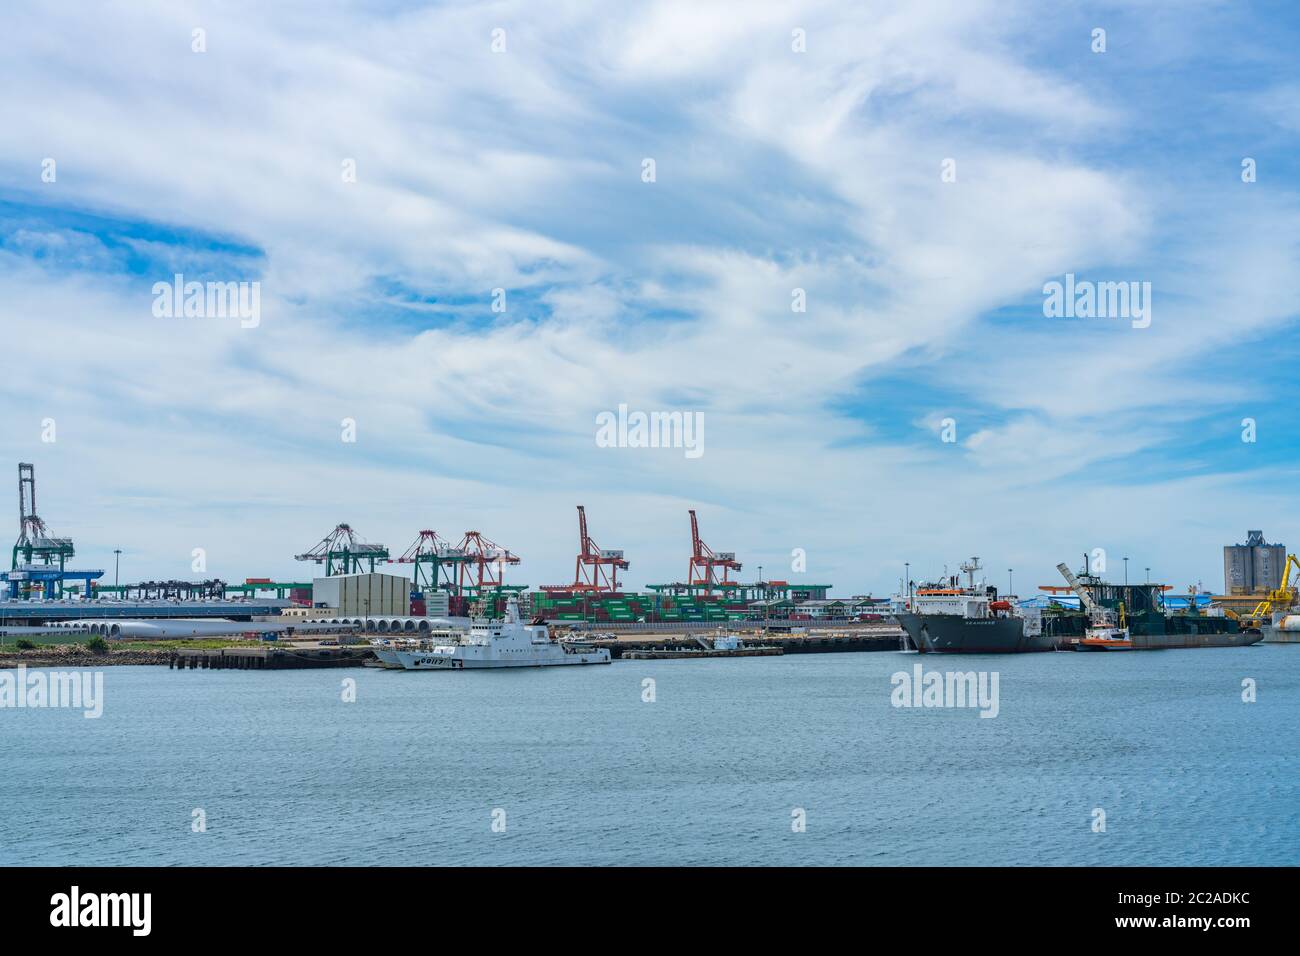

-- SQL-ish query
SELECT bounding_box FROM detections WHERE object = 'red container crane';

[687,509,742,592]
[567,505,629,593]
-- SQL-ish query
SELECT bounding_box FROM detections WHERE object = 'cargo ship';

[896,558,1055,653]
[1040,566,1263,649]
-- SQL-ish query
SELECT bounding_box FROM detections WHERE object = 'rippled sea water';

[2,646,1296,866]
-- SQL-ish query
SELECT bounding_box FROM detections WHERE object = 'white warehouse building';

[312,572,410,617]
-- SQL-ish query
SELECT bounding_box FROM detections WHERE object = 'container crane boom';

[687,509,742,592]
[1056,562,1113,624]
[571,505,628,592]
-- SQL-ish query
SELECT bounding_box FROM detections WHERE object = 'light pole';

[1008,568,1013,598]
[1145,567,1150,585]
[1124,557,1129,586]
[905,562,911,608]
[113,549,122,590]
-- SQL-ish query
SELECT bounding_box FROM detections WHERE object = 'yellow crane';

[1239,553,1300,629]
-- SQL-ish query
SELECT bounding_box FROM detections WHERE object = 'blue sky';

[2,0,1299,596]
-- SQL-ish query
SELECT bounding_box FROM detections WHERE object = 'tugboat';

[1075,624,1134,650]
[896,557,1054,653]
[389,597,611,669]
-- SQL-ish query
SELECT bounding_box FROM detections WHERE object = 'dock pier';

[166,627,905,670]
[620,645,784,660]
[169,646,374,670]
[596,630,902,659]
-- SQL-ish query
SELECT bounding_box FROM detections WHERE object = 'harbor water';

[2,647,1296,866]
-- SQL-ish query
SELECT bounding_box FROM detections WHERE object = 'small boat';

[1075,625,1133,651]
[369,638,403,668]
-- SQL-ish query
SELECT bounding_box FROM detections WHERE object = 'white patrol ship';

[389,597,611,670]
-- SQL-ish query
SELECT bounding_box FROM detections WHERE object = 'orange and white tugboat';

[1076,623,1133,651]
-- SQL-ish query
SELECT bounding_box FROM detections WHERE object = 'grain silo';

[1223,530,1286,595]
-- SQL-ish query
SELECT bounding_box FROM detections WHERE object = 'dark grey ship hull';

[1131,629,1264,649]
[897,613,1057,653]
[1042,612,1264,649]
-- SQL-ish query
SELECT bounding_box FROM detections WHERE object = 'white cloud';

[0,0,1297,594]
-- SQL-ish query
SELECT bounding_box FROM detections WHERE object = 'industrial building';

[311,572,410,617]
[1223,530,1286,595]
